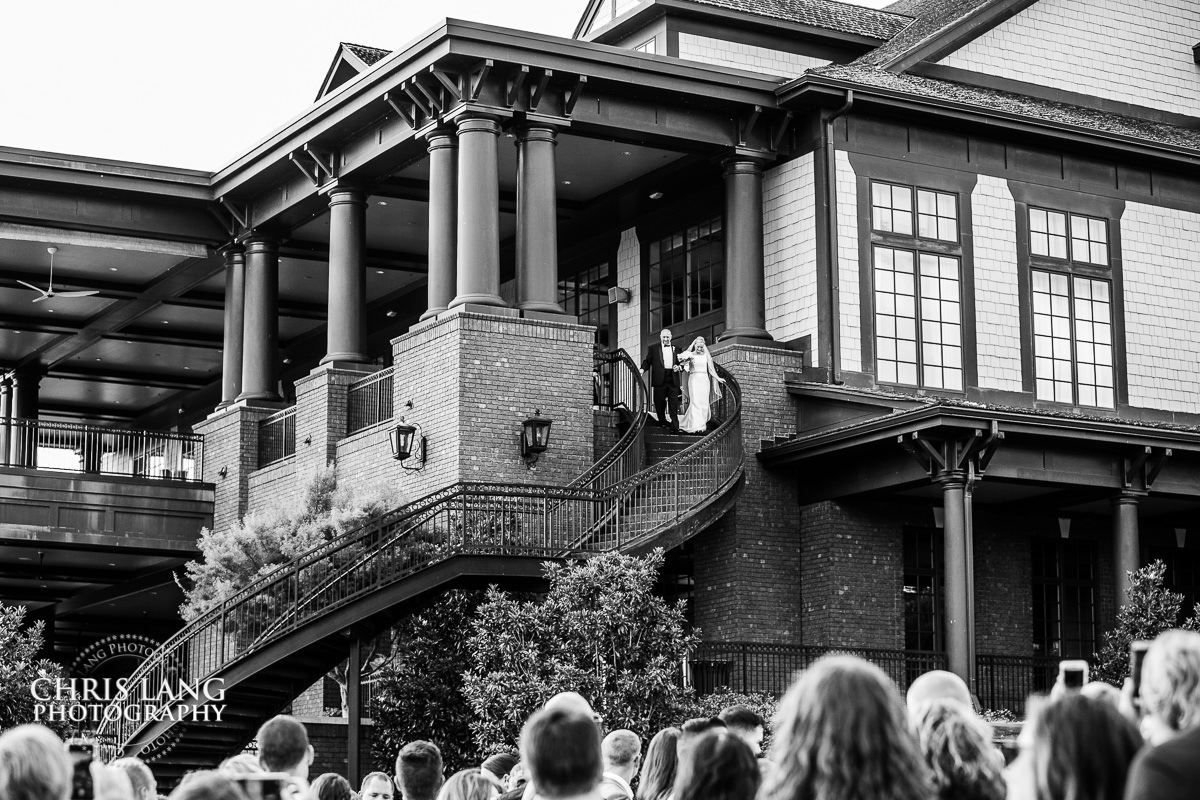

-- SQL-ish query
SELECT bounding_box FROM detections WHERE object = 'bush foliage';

[0,603,68,735]
[1092,560,1200,685]
[462,550,698,754]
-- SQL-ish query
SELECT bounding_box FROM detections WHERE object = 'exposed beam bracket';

[383,91,416,128]
[1147,448,1172,488]
[738,105,762,146]
[413,75,443,115]
[207,205,238,237]
[954,429,983,471]
[530,69,552,111]
[304,144,337,179]
[469,59,494,103]
[218,197,249,230]
[429,66,462,101]
[402,80,432,119]
[1123,446,1152,489]
[289,152,320,186]
[769,111,794,151]
[506,65,529,108]
[564,74,587,116]
[975,422,1004,474]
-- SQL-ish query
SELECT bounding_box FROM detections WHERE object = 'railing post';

[219,598,228,665]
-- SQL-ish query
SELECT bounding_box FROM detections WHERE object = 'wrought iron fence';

[976,653,1060,713]
[347,367,394,435]
[571,349,648,492]
[0,418,203,481]
[688,642,947,696]
[258,407,296,468]
[97,358,743,752]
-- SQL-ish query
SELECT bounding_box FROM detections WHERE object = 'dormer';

[573,0,912,77]
[315,42,392,101]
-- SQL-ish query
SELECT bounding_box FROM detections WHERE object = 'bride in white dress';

[677,337,725,434]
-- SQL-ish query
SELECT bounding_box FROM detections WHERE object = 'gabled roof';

[801,63,1200,154]
[856,0,1036,71]
[314,41,393,101]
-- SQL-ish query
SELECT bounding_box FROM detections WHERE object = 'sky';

[0,0,890,171]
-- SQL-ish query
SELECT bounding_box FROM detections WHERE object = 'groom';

[641,328,683,431]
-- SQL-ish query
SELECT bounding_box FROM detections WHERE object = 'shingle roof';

[805,64,1200,153]
[684,0,913,40]
[853,0,992,68]
[343,43,391,66]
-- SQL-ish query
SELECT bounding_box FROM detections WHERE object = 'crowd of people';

[4,627,1200,800]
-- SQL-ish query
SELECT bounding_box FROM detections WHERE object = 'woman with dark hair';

[762,654,933,800]
[1006,694,1141,800]
[673,730,759,800]
[636,727,681,800]
[311,773,354,800]
[912,699,1005,800]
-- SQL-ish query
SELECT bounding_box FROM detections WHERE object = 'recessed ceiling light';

[386,310,397,318]
[162,320,169,324]
[622,151,632,156]
[649,191,664,200]
[282,357,292,364]
[110,267,118,272]
[378,201,388,206]
[184,366,190,370]
[376,270,385,275]
[562,180,572,185]
[47,309,54,313]
[17,557,30,561]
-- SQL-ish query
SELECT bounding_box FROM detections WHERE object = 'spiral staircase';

[96,349,744,780]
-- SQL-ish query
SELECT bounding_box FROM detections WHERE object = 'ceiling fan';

[18,246,100,302]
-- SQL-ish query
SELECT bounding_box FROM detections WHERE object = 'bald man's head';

[906,670,973,713]
[544,692,594,716]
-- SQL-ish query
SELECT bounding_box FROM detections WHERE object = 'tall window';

[871,182,963,391]
[1032,539,1096,659]
[1028,207,1114,408]
[648,217,723,333]
[904,528,943,652]
[559,261,613,347]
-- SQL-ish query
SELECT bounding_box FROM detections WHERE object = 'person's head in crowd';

[360,771,395,800]
[436,770,498,800]
[677,717,725,770]
[910,699,1005,800]
[520,707,603,800]
[395,741,444,800]
[255,716,313,779]
[762,655,932,800]
[717,706,765,757]
[1140,628,1200,745]
[168,771,248,800]
[1007,693,1141,800]
[218,755,262,777]
[480,755,517,790]
[601,730,642,783]
[0,724,72,800]
[1079,680,1122,710]
[636,727,680,800]
[673,730,759,800]
[311,773,353,800]
[907,669,974,714]
[112,758,158,800]
[505,763,528,795]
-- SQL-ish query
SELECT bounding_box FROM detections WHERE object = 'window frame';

[1031,537,1097,660]
[903,527,944,653]
[1011,184,1127,410]
[643,214,725,343]
[855,161,978,395]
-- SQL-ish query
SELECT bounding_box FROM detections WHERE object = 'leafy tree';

[178,466,404,620]
[463,550,698,754]
[370,590,486,774]
[0,603,68,735]
[1092,560,1200,685]
[686,688,777,755]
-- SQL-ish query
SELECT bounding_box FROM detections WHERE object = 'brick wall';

[677,33,828,76]
[389,310,596,498]
[195,405,277,533]
[247,458,302,513]
[693,343,805,643]
[616,228,642,357]
[301,718,378,779]
[764,153,818,346]
[972,175,1023,393]
[798,500,906,650]
[937,0,1200,119]
[973,513,1033,657]
[835,150,862,373]
[1123,202,1200,414]
[336,420,403,495]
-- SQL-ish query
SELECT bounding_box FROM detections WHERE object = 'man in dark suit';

[642,328,682,431]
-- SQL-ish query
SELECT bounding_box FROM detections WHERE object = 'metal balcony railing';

[257,407,296,468]
[976,653,1061,712]
[97,349,744,753]
[346,367,394,435]
[0,418,203,481]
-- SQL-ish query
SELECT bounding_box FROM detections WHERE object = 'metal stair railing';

[97,358,741,754]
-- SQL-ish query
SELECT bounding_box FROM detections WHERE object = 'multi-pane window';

[1032,539,1096,659]
[1028,207,1114,408]
[559,261,612,347]
[871,182,963,391]
[634,38,656,54]
[648,217,723,333]
[904,528,943,652]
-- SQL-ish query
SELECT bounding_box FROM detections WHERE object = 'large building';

[3,0,1200,781]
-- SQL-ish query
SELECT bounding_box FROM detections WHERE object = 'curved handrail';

[570,348,648,490]
[98,360,741,754]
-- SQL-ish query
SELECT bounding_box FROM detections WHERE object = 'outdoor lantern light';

[520,410,552,467]
[389,418,426,470]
